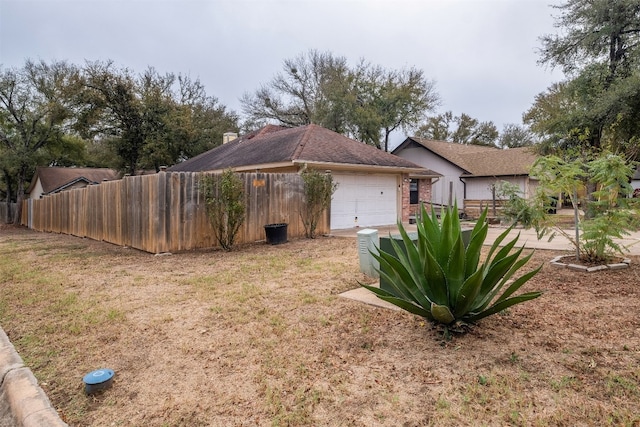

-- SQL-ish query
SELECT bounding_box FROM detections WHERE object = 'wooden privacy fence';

[1,202,16,224]
[21,172,329,253]
[463,199,506,219]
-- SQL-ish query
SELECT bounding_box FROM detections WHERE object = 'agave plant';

[362,204,542,336]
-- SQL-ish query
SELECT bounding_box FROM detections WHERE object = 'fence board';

[463,199,506,219]
[20,172,329,253]
[0,202,15,224]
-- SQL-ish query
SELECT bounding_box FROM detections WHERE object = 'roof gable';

[395,137,537,177]
[27,167,120,195]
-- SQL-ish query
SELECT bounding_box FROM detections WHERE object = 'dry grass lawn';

[1,225,639,426]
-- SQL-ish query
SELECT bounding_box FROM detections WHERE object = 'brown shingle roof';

[27,167,120,195]
[399,138,537,177]
[169,124,440,175]
[461,146,538,177]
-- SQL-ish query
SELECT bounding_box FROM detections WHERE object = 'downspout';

[458,177,467,200]
[459,177,467,216]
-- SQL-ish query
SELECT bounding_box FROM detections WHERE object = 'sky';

[0,0,565,147]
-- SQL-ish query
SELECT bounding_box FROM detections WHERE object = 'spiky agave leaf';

[361,205,542,334]
[370,246,433,309]
[464,208,489,277]
[470,250,533,314]
[361,284,434,319]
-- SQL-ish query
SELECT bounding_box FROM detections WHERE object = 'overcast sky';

[1,0,565,146]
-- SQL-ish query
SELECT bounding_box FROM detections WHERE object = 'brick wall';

[401,174,410,222]
[401,176,432,221]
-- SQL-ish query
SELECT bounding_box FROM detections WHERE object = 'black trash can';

[264,223,288,245]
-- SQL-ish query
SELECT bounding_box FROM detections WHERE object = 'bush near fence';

[21,172,329,253]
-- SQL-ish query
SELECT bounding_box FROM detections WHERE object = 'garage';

[330,173,399,229]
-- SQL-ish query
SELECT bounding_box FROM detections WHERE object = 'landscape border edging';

[549,255,631,272]
[0,327,68,427]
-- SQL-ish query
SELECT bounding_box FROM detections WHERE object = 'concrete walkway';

[335,222,640,310]
[331,222,640,255]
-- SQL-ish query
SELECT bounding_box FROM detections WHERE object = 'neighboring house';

[393,138,538,212]
[27,167,120,199]
[169,124,441,229]
[632,167,640,195]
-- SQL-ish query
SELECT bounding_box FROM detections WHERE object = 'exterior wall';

[29,178,44,199]
[526,179,539,199]
[224,162,422,227]
[401,174,410,222]
[404,177,433,219]
[395,146,464,207]
[463,176,538,219]
[251,165,300,173]
[464,176,534,201]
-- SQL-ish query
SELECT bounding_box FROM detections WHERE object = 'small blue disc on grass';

[83,369,114,394]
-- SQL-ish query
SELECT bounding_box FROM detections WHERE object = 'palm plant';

[362,204,542,337]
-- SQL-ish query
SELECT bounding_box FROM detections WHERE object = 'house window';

[410,179,419,205]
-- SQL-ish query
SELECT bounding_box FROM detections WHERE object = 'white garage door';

[331,173,398,229]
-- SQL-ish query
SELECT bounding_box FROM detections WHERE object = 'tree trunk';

[585,181,597,219]
[3,169,15,216]
[383,128,390,152]
[12,168,26,224]
[573,189,580,261]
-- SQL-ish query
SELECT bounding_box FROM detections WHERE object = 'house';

[392,138,538,215]
[27,167,120,199]
[632,167,640,197]
[168,124,440,229]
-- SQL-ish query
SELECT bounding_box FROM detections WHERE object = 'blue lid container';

[83,369,114,394]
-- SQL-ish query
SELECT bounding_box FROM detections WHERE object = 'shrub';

[361,204,542,338]
[201,170,245,251]
[300,169,337,239]
[494,181,537,227]
[529,152,636,263]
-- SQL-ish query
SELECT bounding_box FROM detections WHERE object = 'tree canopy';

[415,111,499,147]
[498,124,538,149]
[0,60,81,221]
[241,50,440,151]
[0,59,238,222]
[539,0,640,82]
[78,61,238,175]
[527,0,640,157]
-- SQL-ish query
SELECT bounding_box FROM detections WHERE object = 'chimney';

[223,132,238,144]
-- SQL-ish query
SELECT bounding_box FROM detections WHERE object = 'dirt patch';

[1,226,639,426]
